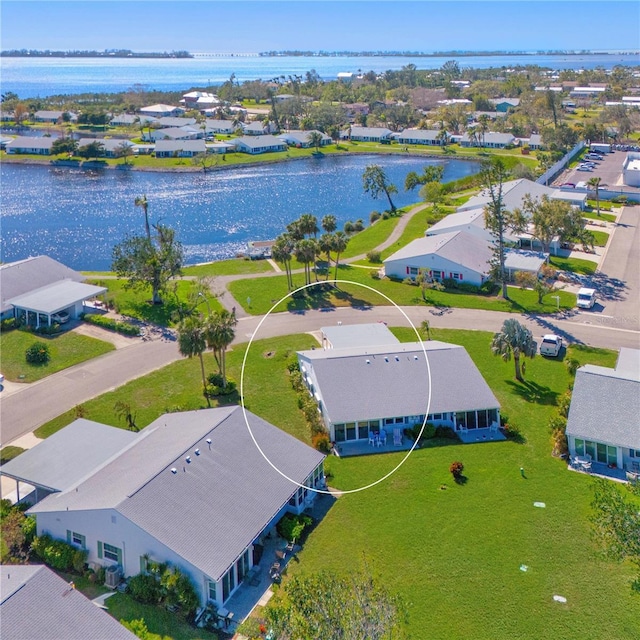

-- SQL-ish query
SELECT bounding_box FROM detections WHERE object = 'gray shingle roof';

[5,136,54,151]
[298,341,499,424]
[155,139,206,153]
[384,231,492,274]
[29,407,324,581]
[426,208,486,235]
[458,179,555,213]
[1,565,136,640]
[0,419,138,491]
[566,351,640,449]
[0,256,85,314]
[232,135,286,149]
[397,129,442,141]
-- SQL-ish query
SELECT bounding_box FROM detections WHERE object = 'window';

[630,449,639,458]
[103,543,121,563]
[408,267,419,276]
[450,272,463,280]
[208,580,217,602]
[334,424,345,442]
[574,438,585,456]
[432,270,443,280]
[222,566,236,602]
[67,530,85,548]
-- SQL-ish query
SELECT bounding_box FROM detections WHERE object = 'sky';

[1,1,639,54]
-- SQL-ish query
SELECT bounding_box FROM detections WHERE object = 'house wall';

[384,253,486,286]
[33,508,245,608]
[567,434,624,469]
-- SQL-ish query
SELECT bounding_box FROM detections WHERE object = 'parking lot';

[558,147,640,192]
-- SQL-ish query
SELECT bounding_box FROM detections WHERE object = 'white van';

[577,287,596,309]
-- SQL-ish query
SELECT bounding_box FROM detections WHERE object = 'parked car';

[560,182,576,188]
[0,372,4,386]
[576,287,596,309]
[540,334,563,357]
[52,311,70,324]
[577,165,593,172]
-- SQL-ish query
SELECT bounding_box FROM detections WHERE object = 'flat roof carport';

[7,280,107,326]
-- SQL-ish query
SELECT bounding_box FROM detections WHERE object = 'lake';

[0,155,480,271]
[3,52,638,98]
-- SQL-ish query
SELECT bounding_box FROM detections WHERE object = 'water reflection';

[1,154,479,270]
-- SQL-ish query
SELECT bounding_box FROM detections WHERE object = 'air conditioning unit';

[104,565,123,589]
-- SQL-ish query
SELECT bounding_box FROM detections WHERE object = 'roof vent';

[206,438,212,445]
[194,448,201,456]
[395,356,400,361]
[186,456,191,464]
[414,355,419,360]
[366,359,371,364]
[171,468,177,474]
[384,357,389,362]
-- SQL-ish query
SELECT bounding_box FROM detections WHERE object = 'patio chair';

[379,429,387,445]
[459,425,468,434]
[489,422,499,433]
[368,431,376,446]
[393,428,402,446]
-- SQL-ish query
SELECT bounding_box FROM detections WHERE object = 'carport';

[7,280,107,328]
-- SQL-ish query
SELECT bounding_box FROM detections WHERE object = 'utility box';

[104,565,123,589]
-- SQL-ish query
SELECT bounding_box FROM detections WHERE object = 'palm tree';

[331,231,349,281]
[134,195,151,240]
[321,214,337,234]
[318,233,334,280]
[205,310,237,389]
[587,176,602,216]
[477,114,490,148]
[298,213,319,238]
[177,315,209,406]
[490,319,537,382]
[272,234,295,290]
[308,130,324,153]
[466,125,479,148]
[294,238,317,285]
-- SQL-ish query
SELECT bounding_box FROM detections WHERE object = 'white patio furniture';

[368,431,376,446]
[489,422,499,433]
[459,425,468,434]
[379,429,387,445]
[393,428,403,446]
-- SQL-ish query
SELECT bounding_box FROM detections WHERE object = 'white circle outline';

[240,279,432,495]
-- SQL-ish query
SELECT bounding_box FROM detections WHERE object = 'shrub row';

[83,314,140,336]
[32,534,87,572]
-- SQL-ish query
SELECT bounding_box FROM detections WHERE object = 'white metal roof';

[7,281,107,315]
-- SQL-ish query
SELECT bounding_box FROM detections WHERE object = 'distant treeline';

[0,49,193,58]
[259,50,625,58]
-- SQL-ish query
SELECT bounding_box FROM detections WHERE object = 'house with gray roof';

[139,104,184,117]
[384,231,494,286]
[5,136,54,155]
[460,131,516,148]
[397,129,446,146]
[154,139,206,157]
[26,406,324,608]
[1,565,137,640]
[297,336,500,445]
[242,121,267,136]
[76,137,136,157]
[457,178,586,213]
[346,126,393,142]
[566,348,640,477]
[0,255,106,325]
[231,135,287,155]
[109,113,157,127]
[321,323,400,350]
[204,119,236,135]
[150,126,202,142]
[33,110,75,123]
[157,116,198,128]
[278,130,331,148]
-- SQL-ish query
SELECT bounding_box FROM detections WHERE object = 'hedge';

[83,314,140,336]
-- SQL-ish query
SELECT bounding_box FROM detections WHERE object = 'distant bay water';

[1,155,479,271]
[2,52,639,98]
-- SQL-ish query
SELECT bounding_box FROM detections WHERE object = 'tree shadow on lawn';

[505,379,559,406]
[285,283,373,313]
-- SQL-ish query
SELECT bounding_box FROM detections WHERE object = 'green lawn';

[0,328,115,382]
[353,204,455,266]
[339,214,403,259]
[182,259,275,277]
[107,593,218,640]
[549,256,597,276]
[86,278,223,326]
[35,334,312,441]
[31,326,637,639]
[287,329,637,640]
[228,265,576,316]
[589,229,610,247]
[0,446,25,465]
[583,209,616,222]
